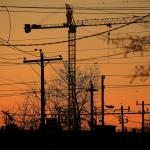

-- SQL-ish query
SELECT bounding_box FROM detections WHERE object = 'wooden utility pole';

[136,101,150,134]
[101,75,105,127]
[23,49,62,130]
[142,101,144,134]
[90,81,94,131]
[121,105,124,134]
[87,81,97,131]
[115,105,130,134]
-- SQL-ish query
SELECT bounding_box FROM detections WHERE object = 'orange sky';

[0,0,150,129]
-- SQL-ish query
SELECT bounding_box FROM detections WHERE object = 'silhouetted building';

[95,125,116,135]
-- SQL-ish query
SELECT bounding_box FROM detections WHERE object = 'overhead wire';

[0,49,149,65]
[0,62,23,65]
[100,0,150,4]
[128,120,142,124]
[0,56,22,61]
[76,50,150,62]
[1,6,12,42]
[8,36,67,42]
[0,37,38,57]
[0,5,149,16]
[106,84,150,88]
[0,81,40,86]
[5,30,149,42]
[0,74,31,93]
[78,61,150,65]
[28,64,41,77]
[84,0,149,6]
[0,52,149,66]
[1,5,150,10]
[0,91,38,98]
[0,75,23,83]
[0,6,65,9]
[0,84,149,98]
[0,9,149,15]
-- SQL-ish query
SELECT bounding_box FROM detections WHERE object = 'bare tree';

[46,63,99,129]
[1,110,14,127]
[5,64,99,130]
[13,92,40,130]
[111,34,150,83]
[111,34,150,57]
[130,63,150,83]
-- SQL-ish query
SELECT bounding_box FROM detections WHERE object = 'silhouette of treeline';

[0,123,150,149]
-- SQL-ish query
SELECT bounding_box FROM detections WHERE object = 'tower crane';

[24,4,150,130]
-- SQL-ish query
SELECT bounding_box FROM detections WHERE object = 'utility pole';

[101,75,105,128]
[90,81,94,131]
[87,81,97,131]
[142,101,144,134]
[23,49,62,130]
[121,106,124,134]
[115,105,130,134]
[40,51,45,130]
[136,101,150,134]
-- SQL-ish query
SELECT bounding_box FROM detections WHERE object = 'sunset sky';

[0,0,150,129]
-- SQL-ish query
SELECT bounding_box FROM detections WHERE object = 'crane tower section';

[66,4,79,130]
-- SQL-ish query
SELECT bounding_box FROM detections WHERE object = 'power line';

[77,61,150,65]
[0,89,38,92]
[0,74,30,92]
[0,10,66,14]
[0,62,23,65]
[4,30,149,42]
[0,74,137,87]
[76,50,150,62]
[0,91,39,98]
[0,58,149,67]
[76,6,150,10]
[97,53,150,61]
[0,56,148,67]
[0,75,23,83]
[98,0,150,5]
[0,9,149,15]
[87,0,150,5]
[0,47,150,60]
[1,5,150,10]
[0,88,65,92]
[0,81,40,86]
[0,37,38,57]
[1,6,12,42]
[8,36,67,42]
[28,64,41,77]
[0,49,149,64]
[128,120,142,124]
[0,84,149,97]
[0,56,22,61]
[0,6,65,10]
[106,84,150,88]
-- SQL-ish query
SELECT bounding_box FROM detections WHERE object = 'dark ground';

[0,127,150,150]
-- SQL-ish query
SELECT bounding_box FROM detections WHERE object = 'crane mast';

[66,4,79,130]
[24,5,150,130]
